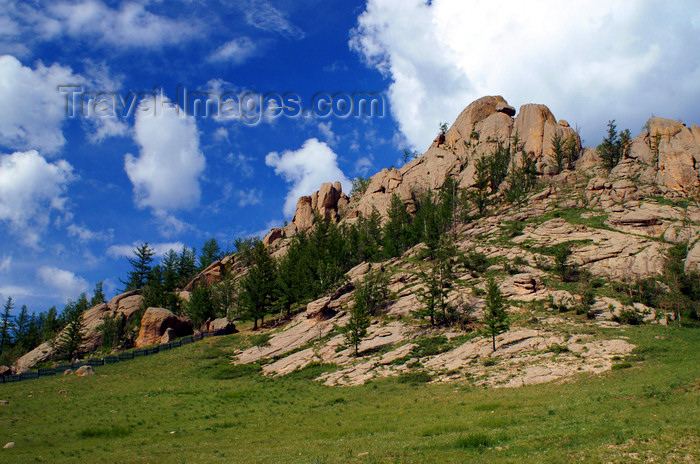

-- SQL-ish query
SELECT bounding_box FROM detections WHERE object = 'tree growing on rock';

[90,281,106,307]
[481,279,510,351]
[199,238,223,272]
[597,120,631,170]
[342,268,389,356]
[413,238,457,326]
[55,294,88,360]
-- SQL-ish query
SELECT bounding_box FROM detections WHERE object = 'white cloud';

[124,95,206,213]
[106,242,186,259]
[67,224,113,243]
[0,55,81,154]
[237,188,262,207]
[0,254,10,273]
[0,150,75,247]
[265,138,351,217]
[208,36,259,64]
[354,156,374,176]
[37,266,89,299]
[318,121,339,147]
[226,152,254,178]
[351,0,700,149]
[241,0,305,39]
[46,0,200,48]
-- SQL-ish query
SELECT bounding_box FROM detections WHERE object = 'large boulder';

[0,365,11,376]
[135,307,193,348]
[208,318,237,334]
[184,255,235,291]
[108,290,143,320]
[75,365,94,377]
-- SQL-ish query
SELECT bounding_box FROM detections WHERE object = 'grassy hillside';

[1,325,698,463]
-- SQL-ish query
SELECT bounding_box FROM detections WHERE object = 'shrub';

[616,308,644,325]
[411,336,450,357]
[462,251,490,274]
[398,370,433,383]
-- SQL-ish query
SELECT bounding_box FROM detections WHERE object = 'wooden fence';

[1,330,222,384]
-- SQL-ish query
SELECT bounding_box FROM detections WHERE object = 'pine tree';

[341,269,388,355]
[55,294,88,360]
[12,304,29,350]
[0,297,15,354]
[43,306,60,341]
[383,194,413,258]
[597,120,632,169]
[482,279,510,351]
[551,133,566,174]
[185,284,217,326]
[177,246,198,283]
[238,241,277,330]
[413,238,456,326]
[199,238,223,271]
[90,281,106,307]
[161,249,180,291]
[122,242,156,291]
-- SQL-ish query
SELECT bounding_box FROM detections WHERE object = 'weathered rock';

[135,307,193,348]
[3,442,15,449]
[208,318,237,334]
[75,365,94,377]
[63,369,73,376]
[160,327,177,344]
[184,255,235,291]
[0,365,10,376]
[500,273,546,300]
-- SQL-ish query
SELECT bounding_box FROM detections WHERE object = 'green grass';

[0,325,698,463]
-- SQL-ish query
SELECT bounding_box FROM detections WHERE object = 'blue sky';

[1,0,699,315]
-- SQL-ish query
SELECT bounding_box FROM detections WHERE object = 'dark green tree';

[597,120,632,169]
[55,294,88,360]
[90,281,106,307]
[12,304,29,350]
[238,241,277,330]
[0,297,15,354]
[99,313,123,350]
[505,153,538,206]
[551,133,566,174]
[43,306,60,341]
[482,279,510,351]
[177,246,198,283]
[185,283,218,326]
[122,242,156,291]
[199,238,223,271]
[341,268,389,356]
[161,249,180,291]
[383,194,413,258]
[413,238,457,326]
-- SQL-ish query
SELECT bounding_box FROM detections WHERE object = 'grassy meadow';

[0,324,698,463]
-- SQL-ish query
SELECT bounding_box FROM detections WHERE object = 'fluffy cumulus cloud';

[0,150,75,247]
[124,96,206,214]
[37,266,89,299]
[265,138,351,217]
[351,0,700,149]
[0,55,80,154]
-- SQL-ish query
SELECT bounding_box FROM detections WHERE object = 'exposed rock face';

[184,255,235,291]
[135,307,193,348]
[264,182,349,247]
[160,327,177,344]
[208,318,237,334]
[108,290,143,320]
[0,365,11,376]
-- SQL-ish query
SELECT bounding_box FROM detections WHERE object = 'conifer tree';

[482,279,510,351]
[12,304,29,350]
[238,241,277,330]
[199,238,223,271]
[122,242,156,291]
[90,281,106,307]
[0,297,14,354]
[383,194,413,258]
[597,120,632,169]
[55,294,88,360]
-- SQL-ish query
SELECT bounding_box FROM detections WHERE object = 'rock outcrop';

[264,181,349,247]
[135,307,193,348]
